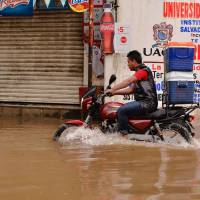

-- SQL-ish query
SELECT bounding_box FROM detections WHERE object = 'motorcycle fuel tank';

[100,102,123,120]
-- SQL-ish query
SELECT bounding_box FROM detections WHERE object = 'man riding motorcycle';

[53,50,198,143]
[106,50,158,135]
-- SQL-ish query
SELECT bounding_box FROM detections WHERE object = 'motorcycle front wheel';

[52,123,78,141]
[160,123,192,144]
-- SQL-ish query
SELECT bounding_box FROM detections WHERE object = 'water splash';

[59,126,133,146]
[58,126,200,150]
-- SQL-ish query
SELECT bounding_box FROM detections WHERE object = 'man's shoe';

[121,134,128,139]
[120,130,129,139]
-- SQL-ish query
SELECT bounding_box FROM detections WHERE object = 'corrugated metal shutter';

[0,10,83,104]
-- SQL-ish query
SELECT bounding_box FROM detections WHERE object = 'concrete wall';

[0,104,81,119]
[104,0,136,102]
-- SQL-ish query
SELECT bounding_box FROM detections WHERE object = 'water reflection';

[60,124,200,200]
[61,142,200,200]
[0,117,200,200]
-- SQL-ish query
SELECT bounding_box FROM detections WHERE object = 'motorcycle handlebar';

[184,103,199,115]
[106,86,111,90]
[95,93,108,104]
[103,92,113,99]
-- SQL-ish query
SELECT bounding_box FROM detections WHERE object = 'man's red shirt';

[134,69,148,81]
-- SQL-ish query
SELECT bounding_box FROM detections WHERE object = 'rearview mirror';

[109,74,116,85]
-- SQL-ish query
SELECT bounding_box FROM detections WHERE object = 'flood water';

[0,117,200,200]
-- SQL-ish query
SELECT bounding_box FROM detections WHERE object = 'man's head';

[127,50,142,71]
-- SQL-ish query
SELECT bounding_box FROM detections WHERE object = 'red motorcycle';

[53,75,199,143]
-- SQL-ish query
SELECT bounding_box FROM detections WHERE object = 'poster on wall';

[115,0,200,105]
[92,43,104,78]
[114,23,131,53]
[0,0,33,16]
[100,3,115,54]
[83,0,105,86]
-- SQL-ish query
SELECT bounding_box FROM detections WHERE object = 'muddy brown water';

[0,117,200,200]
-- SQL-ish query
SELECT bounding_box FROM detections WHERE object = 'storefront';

[0,2,84,105]
[1,0,199,117]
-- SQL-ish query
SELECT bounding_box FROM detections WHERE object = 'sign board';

[0,0,33,16]
[109,0,200,105]
[114,23,131,53]
[68,0,88,12]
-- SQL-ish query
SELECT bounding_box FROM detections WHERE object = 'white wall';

[104,0,200,105]
[104,0,134,101]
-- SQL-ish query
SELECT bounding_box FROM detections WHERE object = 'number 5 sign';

[114,23,131,53]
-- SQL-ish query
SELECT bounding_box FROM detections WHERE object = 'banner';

[0,0,33,16]
[37,0,68,10]
[60,0,66,7]
[44,0,51,8]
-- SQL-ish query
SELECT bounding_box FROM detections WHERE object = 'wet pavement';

[0,117,200,200]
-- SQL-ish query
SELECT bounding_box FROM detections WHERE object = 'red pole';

[88,0,94,88]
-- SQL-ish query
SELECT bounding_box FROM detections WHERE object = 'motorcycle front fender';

[64,119,84,126]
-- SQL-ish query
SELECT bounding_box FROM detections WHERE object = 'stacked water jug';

[164,42,195,105]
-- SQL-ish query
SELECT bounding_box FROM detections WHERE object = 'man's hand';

[105,89,114,97]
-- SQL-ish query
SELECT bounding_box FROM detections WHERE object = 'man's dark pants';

[117,101,145,134]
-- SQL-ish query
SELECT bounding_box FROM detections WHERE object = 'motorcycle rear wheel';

[160,123,192,144]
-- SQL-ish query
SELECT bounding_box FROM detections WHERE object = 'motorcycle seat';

[130,108,185,120]
[141,109,167,120]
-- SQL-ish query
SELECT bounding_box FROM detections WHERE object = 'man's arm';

[111,76,137,92]
[113,87,134,95]
[106,69,148,96]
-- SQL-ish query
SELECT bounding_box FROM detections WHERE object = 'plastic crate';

[165,42,195,72]
[166,72,194,104]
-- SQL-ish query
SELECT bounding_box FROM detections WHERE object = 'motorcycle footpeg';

[154,121,164,141]
[159,135,164,141]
